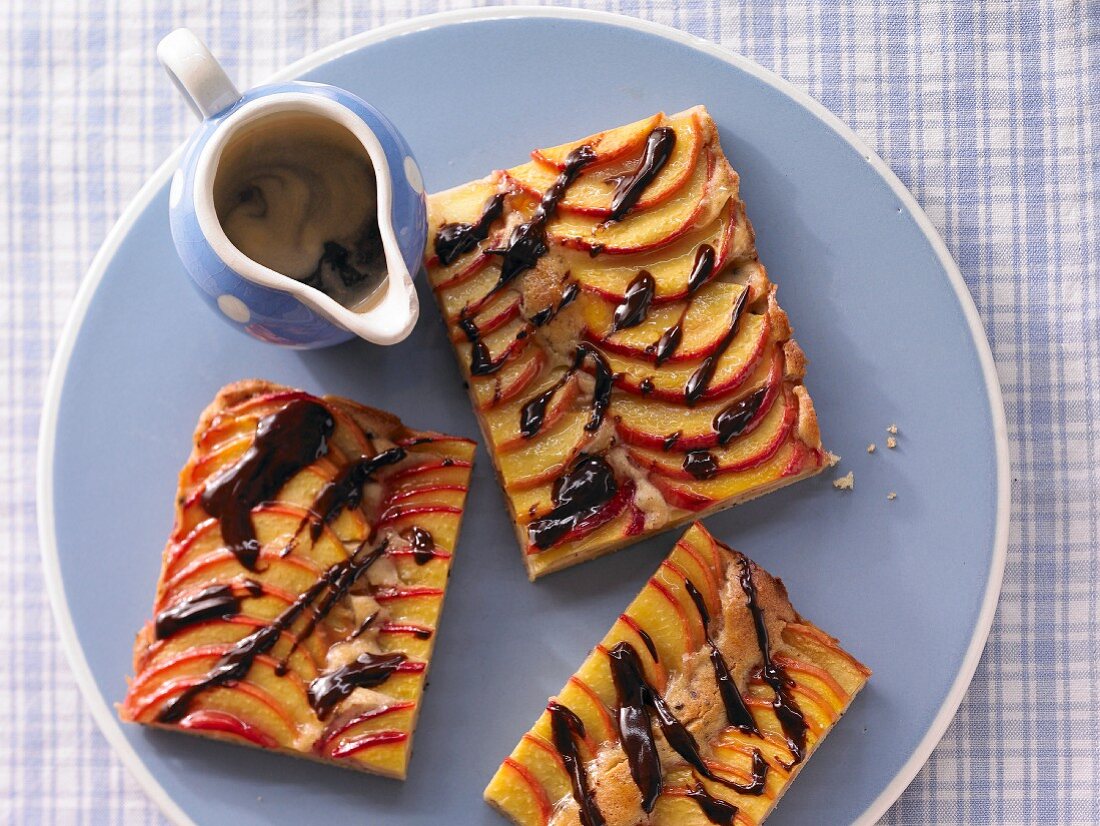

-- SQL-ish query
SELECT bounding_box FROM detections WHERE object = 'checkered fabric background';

[1,0,1095,823]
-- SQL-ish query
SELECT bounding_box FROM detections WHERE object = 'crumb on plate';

[887,436,897,449]
[833,471,855,490]
[867,443,876,453]
[887,492,897,501]
[887,423,898,434]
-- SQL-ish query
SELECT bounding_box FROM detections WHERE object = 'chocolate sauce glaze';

[518,343,614,442]
[434,192,506,266]
[159,541,390,723]
[612,271,656,332]
[308,651,408,719]
[158,393,437,726]
[457,145,595,376]
[402,525,436,565]
[650,243,718,366]
[549,701,605,826]
[527,454,618,550]
[201,398,334,569]
[609,126,676,221]
[154,580,261,640]
[545,551,803,822]
[684,287,749,406]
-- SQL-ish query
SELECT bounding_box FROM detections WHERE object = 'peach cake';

[120,381,475,779]
[425,107,829,580]
[484,522,870,825]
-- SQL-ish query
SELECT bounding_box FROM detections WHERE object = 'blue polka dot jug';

[158,29,426,348]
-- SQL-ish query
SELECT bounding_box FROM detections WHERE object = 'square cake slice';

[426,107,829,580]
[484,522,870,825]
[120,380,476,779]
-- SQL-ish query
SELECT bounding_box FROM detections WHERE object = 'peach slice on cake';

[506,110,705,217]
[120,381,475,779]
[649,440,822,512]
[532,112,663,169]
[569,199,749,304]
[581,280,750,362]
[599,310,769,402]
[424,106,829,579]
[614,347,785,450]
[547,150,725,254]
[468,344,547,410]
[484,523,871,826]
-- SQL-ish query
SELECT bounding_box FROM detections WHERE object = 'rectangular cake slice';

[120,380,476,779]
[425,107,829,579]
[484,522,870,825]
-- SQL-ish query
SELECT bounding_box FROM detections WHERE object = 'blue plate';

[38,8,1009,825]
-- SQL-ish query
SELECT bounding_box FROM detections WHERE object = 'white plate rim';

[35,7,1011,825]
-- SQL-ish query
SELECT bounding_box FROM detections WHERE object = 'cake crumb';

[887,423,898,434]
[867,443,876,453]
[833,471,855,490]
[887,492,897,500]
[886,436,898,449]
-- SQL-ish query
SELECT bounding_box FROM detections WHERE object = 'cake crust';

[425,107,829,580]
[484,522,871,825]
[120,380,476,779]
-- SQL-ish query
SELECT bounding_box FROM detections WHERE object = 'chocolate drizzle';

[530,281,580,327]
[683,785,739,825]
[577,343,616,432]
[683,580,757,732]
[308,652,408,719]
[737,557,807,765]
[434,192,506,265]
[713,385,768,446]
[685,288,749,406]
[683,450,719,480]
[548,702,605,826]
[154,581,259,640]
[201,399,334,569]
[403,526,436,565]
[609,642,662,811]
[467,330,517,376]
[518,343,614,440]
[686,243,719,294]
[348,610,379,641]
[736,750,770,796]
[608,642,725,811]
[158,542,389,723]
[609,127,677,221]
[649,244,720,366]
[519,372,571,440]
[458,147,593,375]
[653,322,683,367]
[612,271,655,332]
[527,455,618,550]
[663,431,682,452]
[298,447,407,542]
[635,625,660,663]
[485,145,596,292]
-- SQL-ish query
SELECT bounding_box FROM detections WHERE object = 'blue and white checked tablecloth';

[1,1,1095,823]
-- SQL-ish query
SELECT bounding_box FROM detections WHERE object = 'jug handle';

[157,29,241,120]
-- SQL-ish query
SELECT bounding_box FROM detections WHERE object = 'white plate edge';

[34,7,1011,825]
